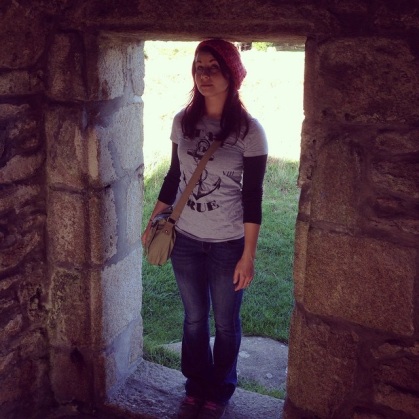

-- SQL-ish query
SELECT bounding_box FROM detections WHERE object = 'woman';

[142,39,268,419]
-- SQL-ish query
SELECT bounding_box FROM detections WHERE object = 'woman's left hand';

[233,255,255,291]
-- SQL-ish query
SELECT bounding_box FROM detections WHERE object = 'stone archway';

[1,2,418,419]
[44,32,294,417]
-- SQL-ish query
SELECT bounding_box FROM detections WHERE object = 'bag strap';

[167,140,221,225]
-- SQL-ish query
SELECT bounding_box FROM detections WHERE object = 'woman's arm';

[233,154,267,291]
[233,222,260,291]
[141,142,180,246]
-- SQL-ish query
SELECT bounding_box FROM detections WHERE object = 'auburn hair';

[181,45,250,144]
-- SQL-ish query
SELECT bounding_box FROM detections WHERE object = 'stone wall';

[285,34,419,419]
[0,3,52,417]
[45,31,145,405]
[0,1,418,418]
[1,2,145,417]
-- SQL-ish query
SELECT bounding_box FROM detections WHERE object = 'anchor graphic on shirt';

[182,170,221,200]
[187,136,215,162]
[184,133,222,201]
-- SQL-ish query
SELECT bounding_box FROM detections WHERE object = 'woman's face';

[194,51,229,100]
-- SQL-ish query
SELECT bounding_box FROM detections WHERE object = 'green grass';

[238,377,287,400]
[141,151,299,399]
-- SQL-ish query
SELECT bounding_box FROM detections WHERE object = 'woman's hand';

[233,254,255,291]
[233,223,260,291]
[141,220,153,247]
[142,200,171,247]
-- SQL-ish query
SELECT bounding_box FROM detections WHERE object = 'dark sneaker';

[198,400,227,419]
[178,396,204,419]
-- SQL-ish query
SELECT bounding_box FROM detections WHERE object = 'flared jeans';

[170,232,245,405]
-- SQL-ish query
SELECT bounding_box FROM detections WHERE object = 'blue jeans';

[170,232,245,405]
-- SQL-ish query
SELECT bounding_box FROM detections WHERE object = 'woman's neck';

[204,95,227,120]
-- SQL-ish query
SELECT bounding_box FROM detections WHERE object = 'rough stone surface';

[91,248,142,346]
[304,229,416,335]
[65,0,343,38]
[373,2,419,32]
[47,191,86,268]
[372,358,419,418]
[0,184,41,213]
[86,126,119,187]
[89,188,119,264]
[371,342,419,359]
[18,264,48,323]
[128,43,145,97]
[50,347,93,404]
[129,318,143,365]
[93,103,144,173]
[352,412,388,419]
[48,267,90,346]
[310,136,362,228]
[367,195,419,238]
[0,70,44,96]
[0,83,48,416]
[371,158,419,199]
[101,247,142,343]
[292,220,309,303]
[48,33,87,101]
[85,34,128,101]
[46,106,85,190]
[306,38,419,124]
[286,307,358,418]
[0,152,44,184]
[126,177,143,246]
[0,3,50,69]
[108,360,284,419]
[373,383,419,418]
[95,319,143,398]
[374,128,419,154]
[0,103,31,120]
[0,359,51,418]
[0,209,45,274]
[0,314,23,342]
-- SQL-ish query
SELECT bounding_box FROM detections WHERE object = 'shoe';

[178,395,204,419]
[198,400,227,419]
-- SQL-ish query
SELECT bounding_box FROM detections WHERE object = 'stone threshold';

[44,361,284,419]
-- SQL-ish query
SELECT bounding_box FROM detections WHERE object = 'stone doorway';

[44,33,303,418]
[138,39,305,416]
[2,2,418,419]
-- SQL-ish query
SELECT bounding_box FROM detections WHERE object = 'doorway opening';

[140,40,305,400]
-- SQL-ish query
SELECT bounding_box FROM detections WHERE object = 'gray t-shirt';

[171,111,268,242]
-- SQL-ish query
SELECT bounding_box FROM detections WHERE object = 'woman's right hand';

[141,220,153,247]
[142,200,170,247]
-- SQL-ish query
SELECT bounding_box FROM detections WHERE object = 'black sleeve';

[242,154,268,224]
[157,142,181,205]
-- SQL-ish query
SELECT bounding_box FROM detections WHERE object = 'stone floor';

[107,361,284,418]
[43,337,287,419]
